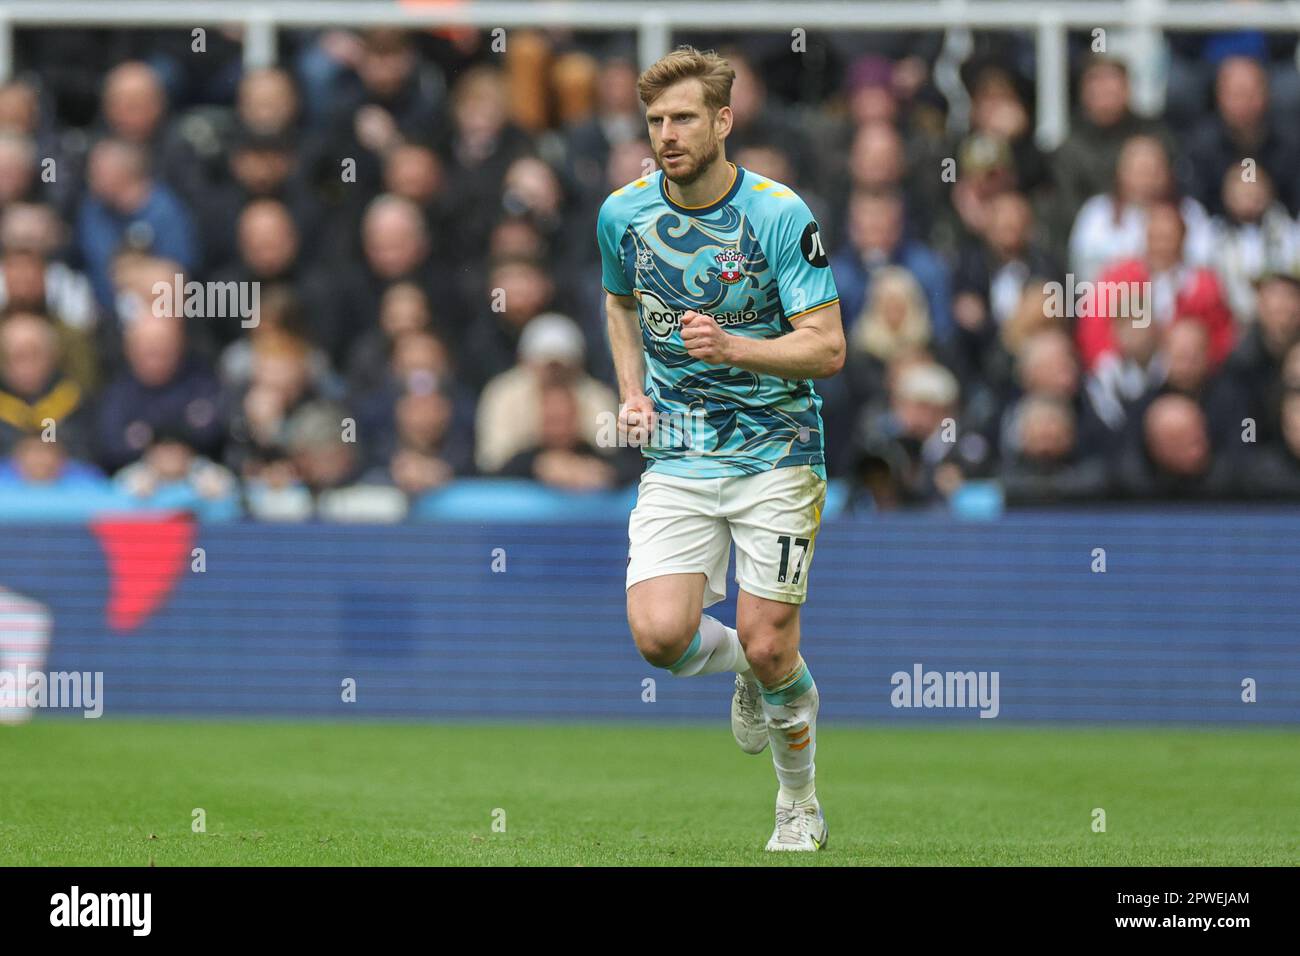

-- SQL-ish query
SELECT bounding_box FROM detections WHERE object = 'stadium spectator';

[114,428,241,519]
[353,327,474,480]
[0,203,99,336]
[953,190,1060,334]
[954,282,1069,435]
[1115,393,1237,499]
[460,255,557,391]
[844,122,924,238]
[201,129,321,271]
[550,46,601,129]
[932,132,1017,259]
[721,50,816,188]
[0,434,106,491]
[0,312,93,457]
[0,80,75,215]
[842,55,900,132]
[0,131,40,207]
[845,265,932,410]
[218,284,335,395]
[241,451,313,521]
[1003,328,1112,462]
[310,193,454,364]
[1224,271,1300,444]
[0,29,1292,511]
[314,30,445,198]
[223,330,327,477]
[1145,317,1250,451]
[999,395,1109,504]
[845,359,964,507]
[0,248,98,390]
[235,67,302,138]
[840,54,950,245]
[476,312,618,474]
[832,188,951,342]
[499,155,586,275]
[1085,309,1167,437]
[442,65,533,260]
[382,141,451,240]
[1068,134,1214,283]
[1051,56,1171,234]
[1184,55,1300,216]
[104,253,213,359]
[345,281,439,395]
[97,61,205,202]
[1241,371,1300,497]
[962,62,1049,196]
[1212,166,1300,321]
[75,138,199,310]
[284,400,358,495]
[1077,201,1234,372]
[499,380,637,490]
[95,311,222,472]
[565,57,643,213]
[202,198,296,335]
[366,385,465,496]
[280,399,407,521]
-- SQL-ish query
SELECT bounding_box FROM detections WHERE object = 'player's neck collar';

[659,162,743,215]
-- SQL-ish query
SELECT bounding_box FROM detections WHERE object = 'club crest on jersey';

[714,249,747,284]
[636,248,654,270]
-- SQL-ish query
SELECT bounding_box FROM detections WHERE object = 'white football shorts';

[625,463,827,606]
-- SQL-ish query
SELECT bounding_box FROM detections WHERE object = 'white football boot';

[764,798,828,852]
[731,673,768,754]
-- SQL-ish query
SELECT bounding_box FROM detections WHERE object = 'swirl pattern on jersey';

[630,209,776,319]
[619,206,825,476]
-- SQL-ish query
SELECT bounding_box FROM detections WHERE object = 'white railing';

[0,1,1298,147]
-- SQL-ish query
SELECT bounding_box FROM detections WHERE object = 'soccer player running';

[597,47,845,851]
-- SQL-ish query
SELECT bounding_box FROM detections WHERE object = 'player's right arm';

[606,291,656,443]
[597,189,656,444]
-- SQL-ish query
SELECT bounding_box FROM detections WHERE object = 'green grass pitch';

[2,719,1297,866]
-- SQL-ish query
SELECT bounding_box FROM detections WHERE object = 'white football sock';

[759,657,819,804]
[667,614,753,679]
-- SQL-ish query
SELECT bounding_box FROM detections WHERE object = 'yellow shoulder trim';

[786,298,840,322]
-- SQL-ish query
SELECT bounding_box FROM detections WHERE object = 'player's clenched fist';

[680,311,733,365]
[618,394,657,446]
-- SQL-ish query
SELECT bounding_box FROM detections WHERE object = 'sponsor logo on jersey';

[635,289,758,339]
[800,222,829,268]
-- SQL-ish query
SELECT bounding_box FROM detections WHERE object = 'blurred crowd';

[1,25,1299,518]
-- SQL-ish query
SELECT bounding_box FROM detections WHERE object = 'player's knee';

[627,608,697,668]
[742,635,792,681]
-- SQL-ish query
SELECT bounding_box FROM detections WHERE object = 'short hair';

[637,45,734,112]
[92,137,150,179]
[1081,54,1128,81]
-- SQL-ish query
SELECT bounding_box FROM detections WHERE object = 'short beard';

[661,136,722,186]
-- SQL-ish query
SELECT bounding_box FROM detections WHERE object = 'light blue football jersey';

[596,163,839,479]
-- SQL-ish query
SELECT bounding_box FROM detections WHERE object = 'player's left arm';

[680,195,844,379]
[680,302,845,379]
